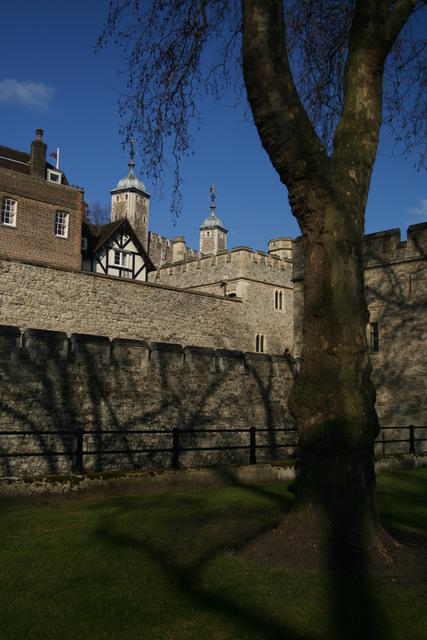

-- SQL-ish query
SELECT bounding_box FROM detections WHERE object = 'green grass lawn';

[1,468,426,640]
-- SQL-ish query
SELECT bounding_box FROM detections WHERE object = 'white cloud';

[0,79,54,109]
[409,197,427,221]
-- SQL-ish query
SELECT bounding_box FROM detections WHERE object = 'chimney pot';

[35,128,44,141]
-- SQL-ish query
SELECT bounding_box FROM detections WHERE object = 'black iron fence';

[374,425,427,456]
[0,425,425,475]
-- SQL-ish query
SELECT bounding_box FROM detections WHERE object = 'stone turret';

[110,141,151,249]
[199,184,227,255]
[268,237,293,260]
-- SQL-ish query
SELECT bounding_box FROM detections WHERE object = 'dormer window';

[47,168,62,184]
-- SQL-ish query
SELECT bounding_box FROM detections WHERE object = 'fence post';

[249,427,256,464]
[409,425,415,454]
[172,428,180,469]
[75,428,84,474]
[382,431,385,457]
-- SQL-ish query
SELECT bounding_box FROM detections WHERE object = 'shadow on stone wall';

[363,224,427,453]
[0,326,297,477]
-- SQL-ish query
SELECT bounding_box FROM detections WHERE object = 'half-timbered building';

[82,217,154,281]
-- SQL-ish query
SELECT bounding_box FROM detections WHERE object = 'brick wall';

[0,167,83,270]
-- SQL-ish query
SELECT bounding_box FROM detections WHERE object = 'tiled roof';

[0,145,30,174]
[0,144,70,185]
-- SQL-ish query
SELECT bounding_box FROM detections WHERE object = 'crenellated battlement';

[0,325,292,374]
[292,223,427,281]
[148,244,293,289]
[364,222,427,267]
[148,230,199,268]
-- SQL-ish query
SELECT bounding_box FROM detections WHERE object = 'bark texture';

[241,0,416,568]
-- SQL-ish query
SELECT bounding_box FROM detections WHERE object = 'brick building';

[0,129,84,271]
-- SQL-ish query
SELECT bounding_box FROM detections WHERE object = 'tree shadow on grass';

[87,475,402,640]
[93,501,311,640]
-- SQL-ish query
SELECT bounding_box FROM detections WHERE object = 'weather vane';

[209,184,216,215]
[128,138,135,173]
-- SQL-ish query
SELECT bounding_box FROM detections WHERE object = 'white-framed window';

[55,211,69,237]
[274,289,283,310]
[47,169,62,184]
[255,334,265,353]
[114,250,129,267]
[1,198,17,227]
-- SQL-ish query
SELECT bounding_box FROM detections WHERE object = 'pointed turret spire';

[200,183,228,255]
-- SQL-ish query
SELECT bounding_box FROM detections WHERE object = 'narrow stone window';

[256,334,265,353]
[279,291,283,309]
[274,290,284,310]
[369,322,379,352]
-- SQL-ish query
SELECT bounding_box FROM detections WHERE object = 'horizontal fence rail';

[374,425,427,456]
[0,425,425,476]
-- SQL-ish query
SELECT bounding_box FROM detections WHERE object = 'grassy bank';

[1,468,426,639]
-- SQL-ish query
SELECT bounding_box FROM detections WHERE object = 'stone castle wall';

[364,223,427,427]
[292,223,427,428]
[0,326,297,477]
[149,246,293,290]
[148,231,199,268]
[0,257,291,355]
[147,247,295,351]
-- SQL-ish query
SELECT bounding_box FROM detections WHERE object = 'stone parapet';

[0,324,296,477]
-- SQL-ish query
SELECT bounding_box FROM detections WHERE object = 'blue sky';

[1,0,425,252]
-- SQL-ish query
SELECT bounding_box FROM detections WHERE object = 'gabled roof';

[0,144,70,185]
[82,218,155,272]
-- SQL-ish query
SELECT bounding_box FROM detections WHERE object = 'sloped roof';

[0,144,70,185]
[82,218,155,272]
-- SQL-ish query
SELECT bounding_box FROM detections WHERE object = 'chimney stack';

[29,128,47,178]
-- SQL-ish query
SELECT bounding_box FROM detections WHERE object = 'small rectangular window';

[1,198,17,227]
[54,211,69,237]
[255,334,265,353]
[114,250,129,267]
[47,169,62,184]
[369,322,379,352]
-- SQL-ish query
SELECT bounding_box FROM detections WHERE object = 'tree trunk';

[240,0,414,569]
[287,186,386,569]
